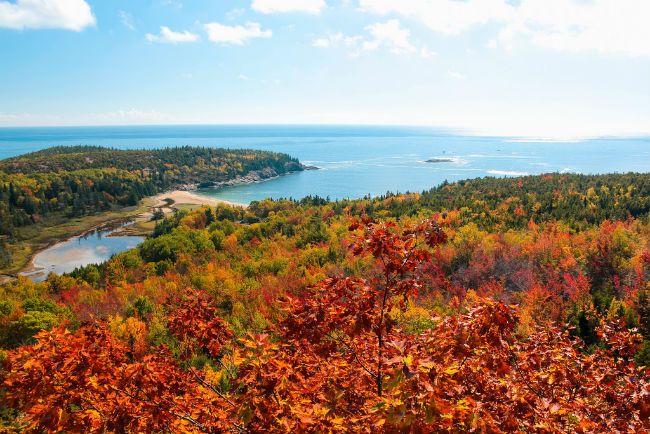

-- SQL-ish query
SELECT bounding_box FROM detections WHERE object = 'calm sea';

[1,125,649,203]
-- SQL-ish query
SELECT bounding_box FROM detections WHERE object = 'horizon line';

[0,122,649,141]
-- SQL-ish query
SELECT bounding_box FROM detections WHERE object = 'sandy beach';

[150,190,246,210]
[114,189,246,233]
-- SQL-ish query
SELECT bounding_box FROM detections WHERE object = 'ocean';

[1,125,649,204]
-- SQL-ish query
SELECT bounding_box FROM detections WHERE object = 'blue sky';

[0,0,648,137]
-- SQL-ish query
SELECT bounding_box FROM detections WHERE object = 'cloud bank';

[204,22,272,45]
[0,0,95,31]
[359,0,650,57]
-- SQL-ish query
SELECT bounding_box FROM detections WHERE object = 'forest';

[1,172,649,432]
[0,146,304,270]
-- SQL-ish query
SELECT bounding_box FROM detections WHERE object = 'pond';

[20,225,144,282]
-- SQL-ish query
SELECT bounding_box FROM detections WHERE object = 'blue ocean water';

[1,125,649,204]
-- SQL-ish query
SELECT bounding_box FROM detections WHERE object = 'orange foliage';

[3,218,648,433]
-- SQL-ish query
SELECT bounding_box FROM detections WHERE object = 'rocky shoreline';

[175,165,318,192]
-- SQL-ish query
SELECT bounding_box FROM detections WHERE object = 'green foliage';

[20,298,61,314]
[0,300,13,317]
[70,264,101,286]
[5,311,60,348]
[127,296,155,322]
[296,216,329,248]
[140,228,213,262]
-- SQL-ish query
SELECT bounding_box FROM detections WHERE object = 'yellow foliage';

[108,315,148,356]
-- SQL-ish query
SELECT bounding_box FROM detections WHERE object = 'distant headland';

[425,158,454,163]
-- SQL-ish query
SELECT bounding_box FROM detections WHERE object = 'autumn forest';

[0,147,649,432]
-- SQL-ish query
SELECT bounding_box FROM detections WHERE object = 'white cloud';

[146,26,199,44]
[363,19,416,54]
[204,21,271,45]
[312,20,433,58]
[358,0,650,57]
[119,10,134,31]
[237,73,250,80]
[359,0,513,35]
[252,0,326,14]
[312,32,362,49]
[0,0,95,31]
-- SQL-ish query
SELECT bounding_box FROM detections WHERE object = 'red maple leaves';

[2,218,649,433]
[167,291,233,360]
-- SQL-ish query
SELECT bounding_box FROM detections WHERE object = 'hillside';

[1,172,649,432]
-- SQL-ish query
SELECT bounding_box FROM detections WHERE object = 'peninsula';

[0,146,305,277]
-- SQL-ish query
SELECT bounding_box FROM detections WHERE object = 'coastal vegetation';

[338,172,650,230]
[1,169,649,432]
[0,146,303,274]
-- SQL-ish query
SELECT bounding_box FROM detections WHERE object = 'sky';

[0,0,649,137]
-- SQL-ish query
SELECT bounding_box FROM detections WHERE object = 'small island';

[425,157,454,163]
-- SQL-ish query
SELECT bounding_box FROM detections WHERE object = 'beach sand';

[150,190,246,210]
[114,190,246,234]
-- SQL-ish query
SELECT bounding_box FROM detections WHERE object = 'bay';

[1,125,648,204]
